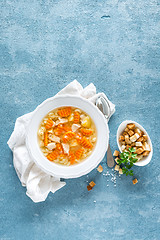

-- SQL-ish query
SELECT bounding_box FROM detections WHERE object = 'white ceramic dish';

[26,95,109,178]
[117,120,153,166]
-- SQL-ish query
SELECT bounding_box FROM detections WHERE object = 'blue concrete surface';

[0,0,160,239]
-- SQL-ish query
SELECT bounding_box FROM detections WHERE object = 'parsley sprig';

[117,147,138,176]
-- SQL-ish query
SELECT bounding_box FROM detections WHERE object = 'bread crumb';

[97,165,103,173]
[132,178,138,185]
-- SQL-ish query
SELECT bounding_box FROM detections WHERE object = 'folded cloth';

[7,80,115,203]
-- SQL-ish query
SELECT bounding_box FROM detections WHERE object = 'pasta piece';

[74,111,80,123]
[81,128,93,136]
[68,151,76,164]
[54,124,64,136]
[45,118,54,129]
[62,131,75,143]
[79,137,93,149]
[44,132,48,146]
[56,143,63,153]
[75,148,84,159]
[63,125,72,132]
[47,150,59,161]
[57,107,71,117]
[75,133,82,141]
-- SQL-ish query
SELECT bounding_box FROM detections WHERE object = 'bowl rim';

[116,120,153,166]
[26,94,109,178]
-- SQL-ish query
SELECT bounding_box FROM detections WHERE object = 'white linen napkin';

[7,80,115,203]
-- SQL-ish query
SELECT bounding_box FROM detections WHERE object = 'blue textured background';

[0,0,160,239]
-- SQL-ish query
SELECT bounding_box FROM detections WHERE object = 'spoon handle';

[107,143,115,168]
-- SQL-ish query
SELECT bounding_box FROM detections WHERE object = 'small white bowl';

[117,120,153,166]
[26,95,109,178]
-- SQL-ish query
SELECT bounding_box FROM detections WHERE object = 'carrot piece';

[79,137,92,149]
[62,131,75,143]
[45,118,53,129]
[74,111,80,123]
[75,148,84,159]
[44,132,48,146]
[68,151,76,164]
[47,150,59,161]
[81,128,93,136]
[57,107,71,117]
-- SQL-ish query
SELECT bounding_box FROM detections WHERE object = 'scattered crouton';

[115,157,119,164]
[97,165,103,173]
[131,142,135,147]
[89,181,96,188]
[87,185,92,191]
[132,178,138,185]
[115,165,120,171]
[119,135,125,141]
[113,150,120,157]
[127,123,135,130]
[128,130,134,137]
[119,168,123,175]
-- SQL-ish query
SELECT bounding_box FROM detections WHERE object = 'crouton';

[122,131,128,136]
[124,127,129,132]
[137,137,143,142]
[134,128,142,136]
[121,145,126,151]
[136,155,143,161]
[143,151,150,156]
[135,147,144,155]
[143,142,151,151]
[115,157,119,164]
[89,181,96,188]
[126,145,131,150]
[130,133,140,142]
[143,135,148,141]
[115,165,120,171]
[132,178,138,185]
[97,165,103,173]
[119,168,123,175]
[127,123,135,130]
[128,130,134,137]
[119,135,125,141]
[131,142,136,147]
[135,142,143,147]
[125,134,131,144]
[87,185,92,191]
[113,150,120,157]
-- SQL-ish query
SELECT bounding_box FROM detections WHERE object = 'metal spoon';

[96,96,115,168]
